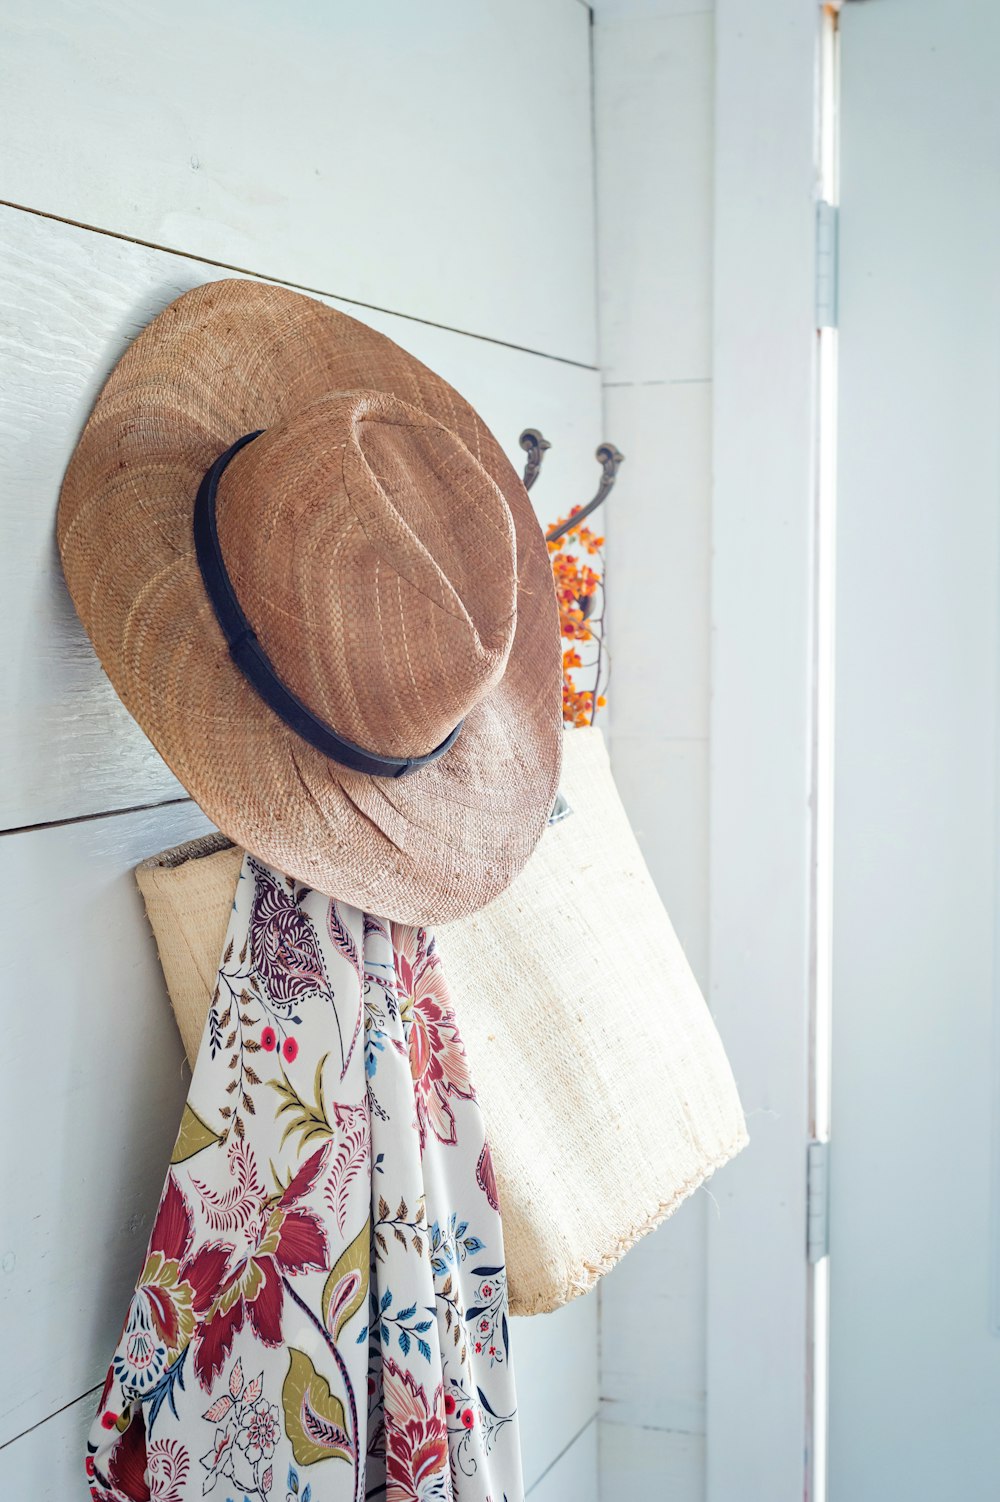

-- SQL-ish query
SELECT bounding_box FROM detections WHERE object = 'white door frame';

[707,3,825,1498]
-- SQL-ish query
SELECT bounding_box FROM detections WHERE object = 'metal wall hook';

[517,428,625,541]
[520,428,618,731]
[519,428,551,493]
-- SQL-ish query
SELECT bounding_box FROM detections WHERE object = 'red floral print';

[106,1408,149,1501]
[196,1144,329,1388]
[476,1141,499,1212]
[392,925,474,1149]
[113,1176,233,1397]
[382,1357,450,1502]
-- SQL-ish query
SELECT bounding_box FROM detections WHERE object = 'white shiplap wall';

[0,6,601,1497]
[0,0,597,365]
[593,2,717,1498]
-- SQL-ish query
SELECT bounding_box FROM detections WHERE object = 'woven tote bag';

[136,726,747,1315]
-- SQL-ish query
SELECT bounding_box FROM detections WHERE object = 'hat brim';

[57,280,562,924]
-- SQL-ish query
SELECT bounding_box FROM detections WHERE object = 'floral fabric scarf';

[87,855,522,1502]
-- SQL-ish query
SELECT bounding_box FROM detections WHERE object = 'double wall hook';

[518,429,625,541]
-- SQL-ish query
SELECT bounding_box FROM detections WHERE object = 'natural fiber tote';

[137,727,747,1315]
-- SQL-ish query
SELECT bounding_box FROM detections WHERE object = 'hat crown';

[215,391,518,760]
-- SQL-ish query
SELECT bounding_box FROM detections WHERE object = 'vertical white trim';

[809,17,840,1502]
[994,653,1000,1337]
[707,3,822,1499]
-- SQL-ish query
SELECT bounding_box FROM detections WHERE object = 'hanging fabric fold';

[87,854,521,1502]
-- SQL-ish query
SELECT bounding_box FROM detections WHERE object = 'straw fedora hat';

[58,280,562,925]
[136,725,748,1315]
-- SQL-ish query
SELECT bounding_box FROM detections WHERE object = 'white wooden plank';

[0,798,214,1444]
[0,0,597,364]
[514,1294,599,1489]
[594,9,714,383]
[593,8,715,1482]
[600,1195,707,1436]
[706,3,820,1499]
[0,204,603,832]
[0,1384,600,1502]
[595,1,713,16]
[604,383,711,742]
[609,737,708,986]
[0,1236,597,1494]
[0,1361,600,1501]
[599,1418,705,1501]
[528,1416,598,1501]
[0,1388,96,1501]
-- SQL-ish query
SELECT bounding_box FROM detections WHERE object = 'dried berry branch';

[547,507,608,727]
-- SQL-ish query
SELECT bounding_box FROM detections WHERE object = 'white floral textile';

[86,854,522,1502]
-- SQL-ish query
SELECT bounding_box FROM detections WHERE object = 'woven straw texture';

[59,279,562,925]
[136,727,747,1315]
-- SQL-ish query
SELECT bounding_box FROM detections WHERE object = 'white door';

[831,1,1000,1495]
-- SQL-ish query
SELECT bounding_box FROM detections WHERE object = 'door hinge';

[815,199,839,329]
[806,1138,830,1263]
